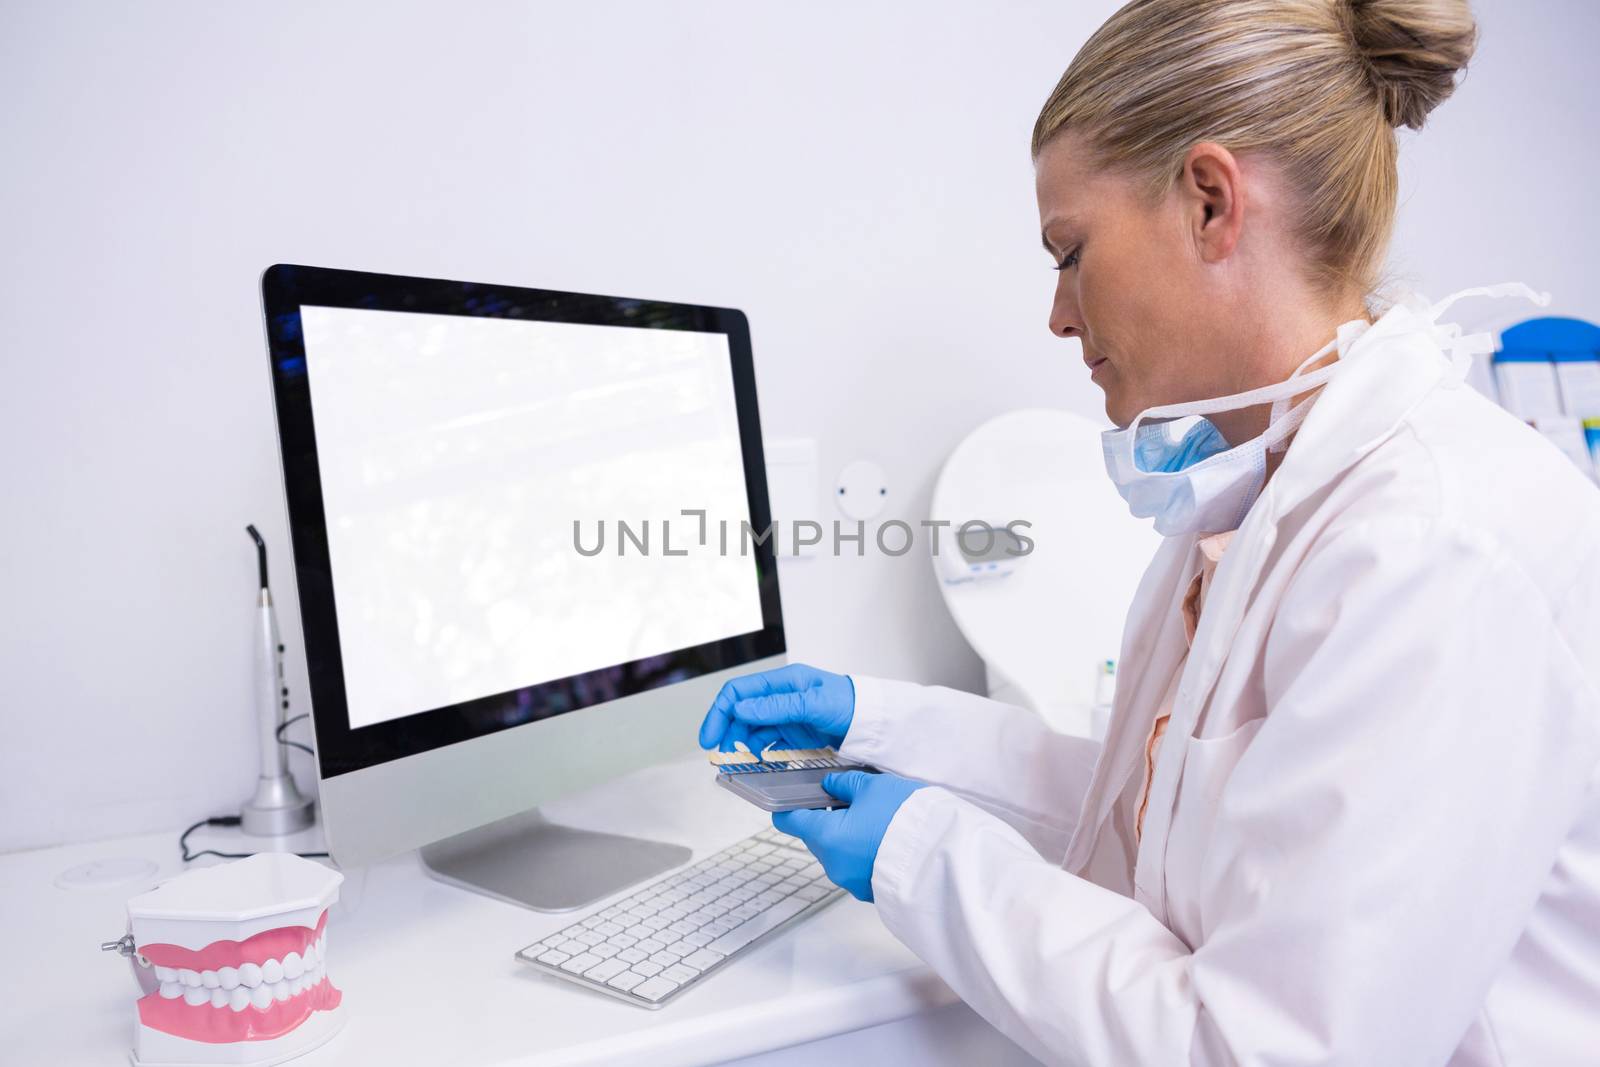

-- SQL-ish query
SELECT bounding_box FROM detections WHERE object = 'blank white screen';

[299,305,765,730]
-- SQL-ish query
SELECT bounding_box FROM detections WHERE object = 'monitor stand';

[418,808,692,912]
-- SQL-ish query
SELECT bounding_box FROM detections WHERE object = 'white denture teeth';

[154,947,333,1011]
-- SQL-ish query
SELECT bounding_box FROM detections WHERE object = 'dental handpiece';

[247,524,288,782]
[240,524,313,836]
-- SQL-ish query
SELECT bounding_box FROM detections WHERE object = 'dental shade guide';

[707,742,875,812]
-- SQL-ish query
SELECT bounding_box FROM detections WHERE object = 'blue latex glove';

[698,663,855,756]
[772,770,926,902]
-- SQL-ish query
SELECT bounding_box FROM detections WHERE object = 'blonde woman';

[701,0,1600,1062]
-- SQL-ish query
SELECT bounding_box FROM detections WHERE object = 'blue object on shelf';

[1497,317,1600,362]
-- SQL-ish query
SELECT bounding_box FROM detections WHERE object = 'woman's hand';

[773,770,926,901]
[697,663,855,755]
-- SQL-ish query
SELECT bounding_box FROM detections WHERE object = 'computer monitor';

[260,264,786,909]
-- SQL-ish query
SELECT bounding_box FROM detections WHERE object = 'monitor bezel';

[260,263,786,780]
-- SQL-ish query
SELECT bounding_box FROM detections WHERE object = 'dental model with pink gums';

[114,853,346,1066]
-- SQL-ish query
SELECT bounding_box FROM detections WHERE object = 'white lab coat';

[840,297,1600,1066]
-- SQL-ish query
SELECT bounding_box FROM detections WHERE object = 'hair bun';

[1344,0,1477,129]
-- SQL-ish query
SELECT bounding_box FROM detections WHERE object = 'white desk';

[1,758,1037,1066]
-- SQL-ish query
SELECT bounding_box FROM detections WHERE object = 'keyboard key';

[668,920,698,936]
[794,884,831,902]
[631,977,680,1003]
[581,916,605,928]
[618,947,648,964]
[649,951,681,967]
[661,964,699,983]
[612,934,638,949]
[591,944,619,959]
[682,948,724,971]
[632,960,663,977]
[624,924,654,940]
[560,952,602,974]
[709,897,809,955]
[595,921,623,936]
[583,958,629,983]
[684,931,715,948]
[558,939,589,955]
[535,950,570,966]
[576,931,606,947]
[607,970,646,993]
[636,938,666,954]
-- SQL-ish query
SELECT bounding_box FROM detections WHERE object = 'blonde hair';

[1032,0,1477,296]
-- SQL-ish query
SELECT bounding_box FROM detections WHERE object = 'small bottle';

[1090,659,1116,741]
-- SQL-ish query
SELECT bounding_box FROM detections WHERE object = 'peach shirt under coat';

[1135,527,1235,840]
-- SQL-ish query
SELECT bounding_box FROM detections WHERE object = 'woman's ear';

[1180,142,1244,264]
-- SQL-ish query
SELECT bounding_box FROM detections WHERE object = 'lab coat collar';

[1264,299,1461,523]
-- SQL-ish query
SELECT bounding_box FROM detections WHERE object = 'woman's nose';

[1049,287,1083,339]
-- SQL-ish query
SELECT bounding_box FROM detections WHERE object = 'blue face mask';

[1132,417,1232,474]
[1102,340,1349,537]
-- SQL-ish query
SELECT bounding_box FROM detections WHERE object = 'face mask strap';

[1122,337,1342,468]
[1263,390,1318,455]
[1427,282,1550,322]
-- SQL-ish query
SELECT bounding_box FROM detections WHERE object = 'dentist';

[701,0,1600,1063]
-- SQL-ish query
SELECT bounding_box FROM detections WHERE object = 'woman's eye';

[1053,247,1080,272]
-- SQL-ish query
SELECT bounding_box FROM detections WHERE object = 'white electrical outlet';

[835,460,889,521]
[765,438,820,559]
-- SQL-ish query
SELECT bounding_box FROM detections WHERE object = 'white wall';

[3,0,1595,853]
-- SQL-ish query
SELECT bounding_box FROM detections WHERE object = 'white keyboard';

[515,827,843,1008]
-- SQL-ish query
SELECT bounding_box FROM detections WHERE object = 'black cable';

[179,816,253,862]
[178,816,329,863]
[177,714,329,862]
[276,712,314,755]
